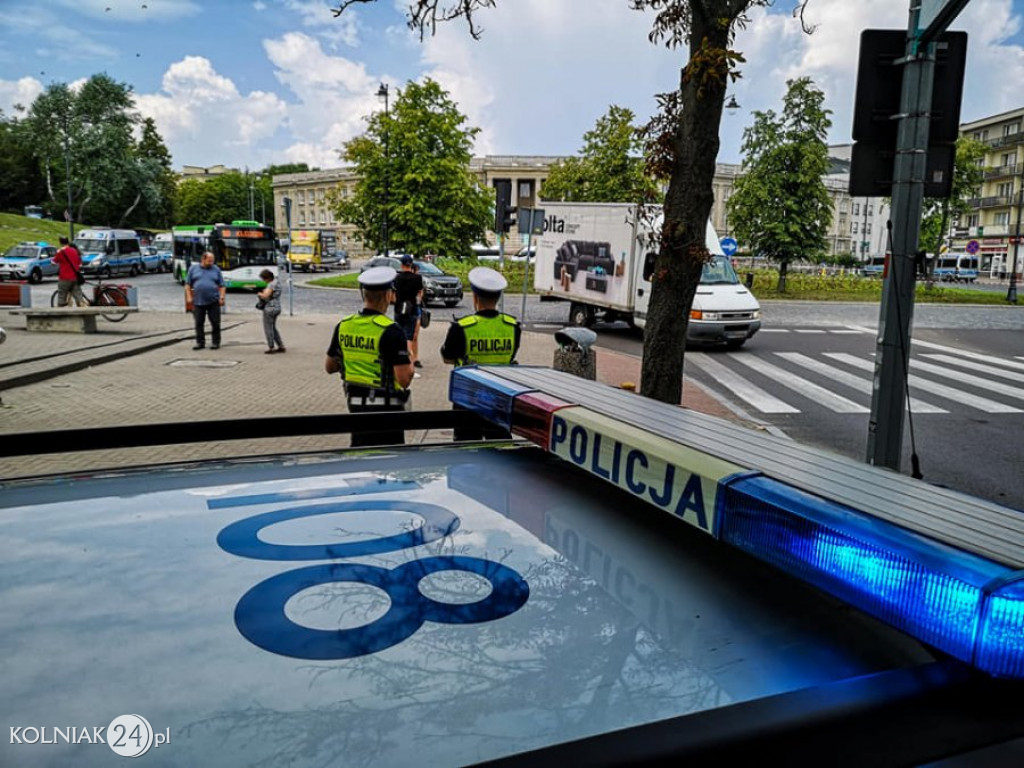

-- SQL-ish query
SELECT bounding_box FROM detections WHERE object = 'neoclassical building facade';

[271,153,878,261]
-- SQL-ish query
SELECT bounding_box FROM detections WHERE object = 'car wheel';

[725,339,746,350]
[28,267,42,284]
[102,266,113,280]
[129,264,140,277]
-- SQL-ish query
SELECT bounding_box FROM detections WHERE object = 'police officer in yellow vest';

[442,267,522,439]
[325,266,414,446]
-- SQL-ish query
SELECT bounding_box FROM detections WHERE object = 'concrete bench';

[7,306,139,333]
[0,283,31,307]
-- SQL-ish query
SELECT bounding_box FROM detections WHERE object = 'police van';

[74,228,143,278]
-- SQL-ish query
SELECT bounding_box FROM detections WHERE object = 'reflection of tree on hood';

[182,550,721,767]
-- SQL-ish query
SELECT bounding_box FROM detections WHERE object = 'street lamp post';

[63,112,73,241]
[1008,168,1022,304]
[377,83,390,258]
[248,170,255,221]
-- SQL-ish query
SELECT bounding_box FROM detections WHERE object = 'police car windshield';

[4,245,38,259]
[700,255,740,285]
[75,239,107,252]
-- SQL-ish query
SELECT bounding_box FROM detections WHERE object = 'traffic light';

[493,180,516,233]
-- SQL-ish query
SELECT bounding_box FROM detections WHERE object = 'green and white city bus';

[172,221,277,290]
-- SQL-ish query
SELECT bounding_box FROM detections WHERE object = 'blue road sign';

[720,237,738,256]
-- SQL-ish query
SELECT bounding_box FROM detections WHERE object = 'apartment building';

[954,107,1024,278]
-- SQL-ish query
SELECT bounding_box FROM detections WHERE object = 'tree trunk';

[119,191,142,228]
[77,189,91,225]
[640,13,729,405]
[777,260,788,292]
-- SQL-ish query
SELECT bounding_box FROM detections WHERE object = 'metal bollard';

[552,327,597,380]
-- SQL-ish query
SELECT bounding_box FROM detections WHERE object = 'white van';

[75,228,143,278]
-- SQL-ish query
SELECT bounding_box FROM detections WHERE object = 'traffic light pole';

[866,28,936,472]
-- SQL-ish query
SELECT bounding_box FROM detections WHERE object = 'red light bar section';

[511,393,574,448]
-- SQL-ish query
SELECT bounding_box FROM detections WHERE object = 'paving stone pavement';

[0,308,735,479]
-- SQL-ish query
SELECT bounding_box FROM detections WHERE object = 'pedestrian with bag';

[185,251,225,350]
[325,266,414,447]
[256,269,285,354]
[53,236,86,308]
[393,255,424,374]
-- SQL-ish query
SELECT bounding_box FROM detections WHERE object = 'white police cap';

[358,266,397,290]
[468,266,507,295]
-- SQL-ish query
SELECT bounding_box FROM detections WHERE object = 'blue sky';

[1,0,1023,172]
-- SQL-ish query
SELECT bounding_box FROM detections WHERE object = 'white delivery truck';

[534,202,761,347]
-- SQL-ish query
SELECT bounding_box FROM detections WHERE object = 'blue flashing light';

[448,368,536,431]
[977,575,1024,678]
[718,475,1022,678]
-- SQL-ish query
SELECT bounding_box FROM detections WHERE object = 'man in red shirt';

[53,236,86,307]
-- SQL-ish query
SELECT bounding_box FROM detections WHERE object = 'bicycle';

[50,277,132,322]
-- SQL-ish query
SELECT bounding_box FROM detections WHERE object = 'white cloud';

[262,32,383,167]
[416,0,668,158]
[134,56,287,167]
[281,0,360,48]
[0,77,44,117]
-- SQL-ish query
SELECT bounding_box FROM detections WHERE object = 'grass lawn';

[0,213,86,254]
[310,260,1019,306]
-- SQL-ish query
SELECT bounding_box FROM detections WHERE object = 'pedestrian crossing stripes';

[686,346,1024,416]
[760,327,873,335]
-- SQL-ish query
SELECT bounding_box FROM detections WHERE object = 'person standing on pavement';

[441,267,521,367]
[185,251,225,350]
[393,254,424,375]
[53,236,86,308]
[257,268,285,354]
[325,266,414,447]
[441,267,521,440]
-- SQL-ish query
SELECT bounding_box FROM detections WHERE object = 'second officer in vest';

[441,267,522,368]
[325,266,414,446]
[441,267,522,440]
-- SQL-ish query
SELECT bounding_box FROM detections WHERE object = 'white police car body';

[7,435,1017,766]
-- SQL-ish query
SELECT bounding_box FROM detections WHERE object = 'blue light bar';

[448,368,536,431]
[977,574,1024,678]
[452,367,1024,679]
[718,475,1023,678]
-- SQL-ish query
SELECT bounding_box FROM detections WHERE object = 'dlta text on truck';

[533,203,761,348]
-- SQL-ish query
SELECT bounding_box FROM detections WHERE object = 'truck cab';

[75,228,143,278]
[634,221,761,348]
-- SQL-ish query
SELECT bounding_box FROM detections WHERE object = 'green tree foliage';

[174,172,252,225]
[330,78,490,258]
[918,136,986,255]
[23,74,174,229]
[727,77,833,292]
[137,117,177,227]
[0,108,48,214]
[541,105,658,202]
[264,163,315,176]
